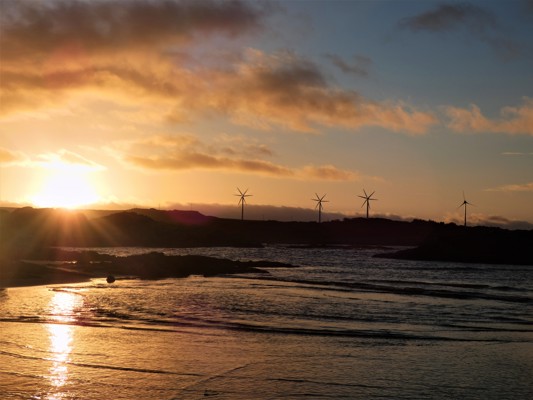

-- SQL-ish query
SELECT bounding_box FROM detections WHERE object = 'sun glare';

[31,166,100,209]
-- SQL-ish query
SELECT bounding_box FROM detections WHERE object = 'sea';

[0,246,532,399]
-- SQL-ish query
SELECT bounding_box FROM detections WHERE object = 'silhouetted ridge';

[378,225,533,265]
[1,207,531,265]
[131,208,214,225]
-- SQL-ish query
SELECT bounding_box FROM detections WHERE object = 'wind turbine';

[358,189,377,218]
[458,191,474,227]
[235,188,252,221]
[312,193,328,223]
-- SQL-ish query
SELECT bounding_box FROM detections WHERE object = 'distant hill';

[1,207,531,265]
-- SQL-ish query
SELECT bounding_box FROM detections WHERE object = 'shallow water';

[1,246,532,399]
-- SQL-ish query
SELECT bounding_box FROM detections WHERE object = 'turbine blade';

[369,191,375,198]
[363,189,368,197]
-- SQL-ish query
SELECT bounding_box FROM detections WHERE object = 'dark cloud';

[0,2,436,135]
[0,0,265,62]
[190,50,436,134]
[399,2,521,60]
[399,3,496,33]
[325,54,372,77]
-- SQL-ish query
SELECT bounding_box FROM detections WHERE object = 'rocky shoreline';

[0,250,299,288]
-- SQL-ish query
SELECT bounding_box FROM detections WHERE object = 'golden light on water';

[47,323,72,393]
[46,290,81,399]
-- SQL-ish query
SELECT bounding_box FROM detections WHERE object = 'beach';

[1,246,532,399]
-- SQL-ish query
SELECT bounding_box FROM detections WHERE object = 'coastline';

[1,251,298,289]
[0,261,94,288]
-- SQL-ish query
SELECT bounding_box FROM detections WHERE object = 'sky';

[1,0,532,226]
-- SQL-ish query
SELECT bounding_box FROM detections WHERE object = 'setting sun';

[31,167,100,209]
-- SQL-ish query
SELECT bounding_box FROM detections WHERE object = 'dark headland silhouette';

[1,207,531,287]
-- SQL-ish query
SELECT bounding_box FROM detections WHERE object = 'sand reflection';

[46,290,81,399]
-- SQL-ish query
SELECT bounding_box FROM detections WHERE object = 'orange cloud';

[0,1,436,135]
[0,147,104,170]
[118,134,361,181]
[446,98,533,135]
[0,147,26,165]
[36,149,105,170]
[301,165,359,181]
[171,50,437,134]
[486,182,533,192]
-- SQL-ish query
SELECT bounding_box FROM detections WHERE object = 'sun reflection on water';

[46,290,82,399]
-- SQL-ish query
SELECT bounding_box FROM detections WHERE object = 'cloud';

[0,147,27,165]
[36,149,105,170]
[0,0,264,62]
[0,1,436,135]
[325,54,372,77]
[443,212,533,230]
[502,152,533,156]
[485,182,533,192]
[0,0,265,115]
[301,165,359,181]
[445,98,533,135]
[399,3,496,33]
[117,134,361,181]
[179,49,437,134]
[399,2,521,60]
[0,147,104,170]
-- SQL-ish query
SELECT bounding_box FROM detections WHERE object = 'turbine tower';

[458,192,474,227]
[235,188,252,221]
[358,189,377,218]
[312,193,328,223]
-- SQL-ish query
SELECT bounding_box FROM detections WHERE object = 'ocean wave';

[238,275,533,304]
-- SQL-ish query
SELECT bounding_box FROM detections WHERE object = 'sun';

[31,166,100,209]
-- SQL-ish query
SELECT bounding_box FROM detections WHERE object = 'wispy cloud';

[301,165,360,181]
[485,182,533,192]
[445,98,533,135]
[36,149,105,170]
[0,147,27,165]
[502,151,533,156]
[399,2,521,60]
[116,134,362,181]
[325,54,372,77]
[0,147,104,170]
[399,3,496,33]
